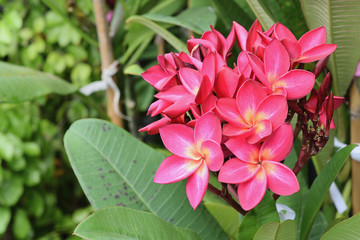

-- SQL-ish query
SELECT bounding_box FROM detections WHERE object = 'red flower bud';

[313,56,330,78]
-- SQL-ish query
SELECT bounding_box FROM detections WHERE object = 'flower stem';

[207,183,247,215]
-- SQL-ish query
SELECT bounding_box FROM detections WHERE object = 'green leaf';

[74,207,201,240]
[300,0,360,96]
[321,212,360,240]
[245,0,275,30]
[299,145,356,240]
[0,206,11,234]
[13,208,32,239]
[126,16,188,53]
[0,62,76,103]
[209,0,253,30]
[64,119,227,240]
[124,64,145,76]
[238,209,257,240]
[204,202,240,239]
[238,191,279,240]
[143,7,217,34]
[254,222,280,240]
[252,220,297,240]
[0,175,24,206]
[277,220,297,240]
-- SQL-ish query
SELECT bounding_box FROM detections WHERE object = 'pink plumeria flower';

[247,39,315,100]
[272,23,337,64]
[219,123,299,211]
[216,80,288,144]
[154,112,224,209]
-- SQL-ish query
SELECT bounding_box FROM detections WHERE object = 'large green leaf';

[0,62,76,103]
[143,7,217,34]
[299,145,356,240]
[320,212,360,240]
[74,207,201,240]
[238,190,279,240]
[209,0,254,30]
[245,0,275,30]
[253,220,297,240]
[126,16,188,53]
[300,0,360,96]
[64,119,227,240]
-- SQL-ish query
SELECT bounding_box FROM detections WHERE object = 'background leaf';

[320,212,360,240]
[300,0,360,97]
[126,16,188,53]
[0,61,76,103]
[245,0,275,30]
[64,119,227,240]
[299,145,356,240]
[74,207,201,240]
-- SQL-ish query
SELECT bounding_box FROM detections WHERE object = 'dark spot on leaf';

[102,123,107,132]
[101,175,105,179]
[106,187,109,191]
[109,193,113,197]
[152,171,156,175]
[132,159,137,164]
[116,203,126,207]
[98,168,103,171]
[103,197,107,201]
[136,201,139,204]
[170,219,174,223]
[107,183,111,186]
[150,195,154,199]
[87,186,92,190]
[115,195,119,199]
[124,192,128,196]
[108,126,111,130]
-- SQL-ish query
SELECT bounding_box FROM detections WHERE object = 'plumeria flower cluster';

[140,20,343,211]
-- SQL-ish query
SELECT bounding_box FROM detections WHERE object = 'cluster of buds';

[140,20,343,212]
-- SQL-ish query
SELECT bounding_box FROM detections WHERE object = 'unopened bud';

[313,56,330,78]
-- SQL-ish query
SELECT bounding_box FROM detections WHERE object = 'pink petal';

[233,21,248,51]
[246,52,268,87]
[255,95,288,128]
[237,167,267,211]
[263,161,299,195]
[226,23,236,52]
[201,140,224,171]
[273,23,297,42]
[304,89,318,113]
[281,38,301,61]
[201,51,216,84]
[246,119,272,144]
[195,75,212,104]
[277,69,315,100]
[298,26,327,53]
[260,123,293,162]
[141,65,176,91]
[222,124,254,137]
[139,117,169,135]
[246,19,262,52]
[216,98,245,126]
[154,155,202,184]
[215,66,240,98]
[237,51,252,78]
[147,99,172,117]
[218,158,260,184]
[298,44,337,63]
[201,94,217,114]
[264,39,290,78]
[225,136,260,163]
[159,124,198,159]
[155,85,192,102]
[195,112,222,144]
[179,68,201,96]
[162,97,194,119]
[186,161,209,209]
[236,80,267,124]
